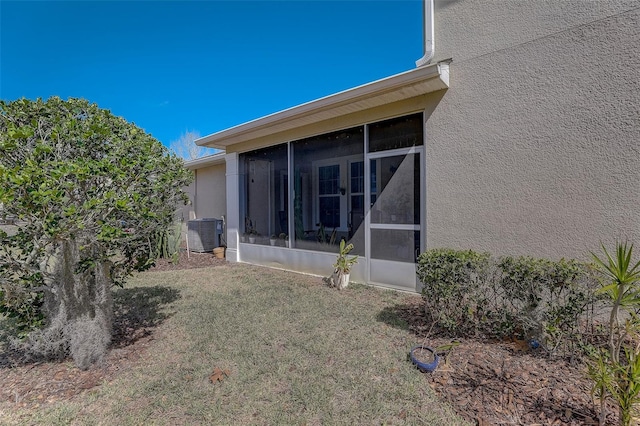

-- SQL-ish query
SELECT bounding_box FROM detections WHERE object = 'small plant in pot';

[279,233,288,247]
[270,234,277,246]
[332,240,358,290]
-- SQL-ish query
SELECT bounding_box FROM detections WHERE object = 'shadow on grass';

[0,285,180,368]
[376,306,410,330]
[111,285,181,348]
[376,299,432,338]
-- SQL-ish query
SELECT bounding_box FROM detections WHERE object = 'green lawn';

[1,263,466,425]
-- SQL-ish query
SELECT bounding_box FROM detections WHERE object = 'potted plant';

[244,217,256,243]
[240,232,247,243]
[332,240,358,289]
[279,233,289,248]
[213,246,225,259]
[270,234,277,246]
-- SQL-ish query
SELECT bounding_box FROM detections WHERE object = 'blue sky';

[1,1,424,148]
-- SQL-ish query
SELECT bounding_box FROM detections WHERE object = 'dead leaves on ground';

[209,367,230,384]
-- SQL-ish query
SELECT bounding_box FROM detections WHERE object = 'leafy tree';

[169,129,218,160]
[0,97,193,369]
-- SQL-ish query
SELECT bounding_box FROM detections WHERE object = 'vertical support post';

[225,152,240,262]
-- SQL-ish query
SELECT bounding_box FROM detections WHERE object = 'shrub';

[0,97,192,369]
[417,248,598,356]
[497,256,596,354]
[417,248,491,336]
[0,278,44,338]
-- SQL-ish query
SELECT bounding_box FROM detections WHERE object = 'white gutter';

[415,0,435,67]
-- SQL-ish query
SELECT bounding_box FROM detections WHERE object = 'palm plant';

[333,240,358,275]
[588,241,640,425]
[591,241,640,363]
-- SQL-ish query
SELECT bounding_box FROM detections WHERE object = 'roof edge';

[184,152,226,170]
[196,60,451,149]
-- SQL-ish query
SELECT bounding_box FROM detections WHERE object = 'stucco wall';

[179,178,196,222]
[426,1,640,259]
[192,164,227,220]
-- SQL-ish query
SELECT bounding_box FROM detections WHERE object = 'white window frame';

[312,154,364,232]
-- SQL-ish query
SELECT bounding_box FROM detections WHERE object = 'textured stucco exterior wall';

[193,164,227,220]
[179,179,196,222]
[426,1,640,259]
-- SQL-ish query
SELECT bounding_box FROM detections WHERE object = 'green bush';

[417,248,491,335]
[0,280,44,338]
[497,256,596,354]
[0,97,193,369]
[417,248,598,356]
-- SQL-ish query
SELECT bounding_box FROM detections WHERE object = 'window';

[239,143,288,246]
[369,159,378,206]
[318,164,340,228]
[369,113,424,153]
[293,127,363,252]
[349,161,364,238]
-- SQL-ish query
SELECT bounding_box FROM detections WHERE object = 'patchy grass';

[1,263,465,425]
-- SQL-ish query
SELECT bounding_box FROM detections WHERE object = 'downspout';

[415,0,435,67]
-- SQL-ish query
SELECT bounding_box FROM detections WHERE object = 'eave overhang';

[196,60,451,149]
[184,151,226,170]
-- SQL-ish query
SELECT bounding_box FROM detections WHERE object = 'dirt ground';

[393,297,618,425]
[0,251,617,424]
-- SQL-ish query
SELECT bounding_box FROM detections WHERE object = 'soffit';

[196,61,450,149]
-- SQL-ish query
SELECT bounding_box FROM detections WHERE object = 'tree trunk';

[36,240,113,369]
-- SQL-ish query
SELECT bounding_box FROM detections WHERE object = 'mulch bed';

[149,249,227,272]
[395,297,618,425]
[0,252,620,424]
[0,334,155,409]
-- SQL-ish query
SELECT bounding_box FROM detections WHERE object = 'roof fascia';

[196,61,450,149]
[184,152,226,170]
